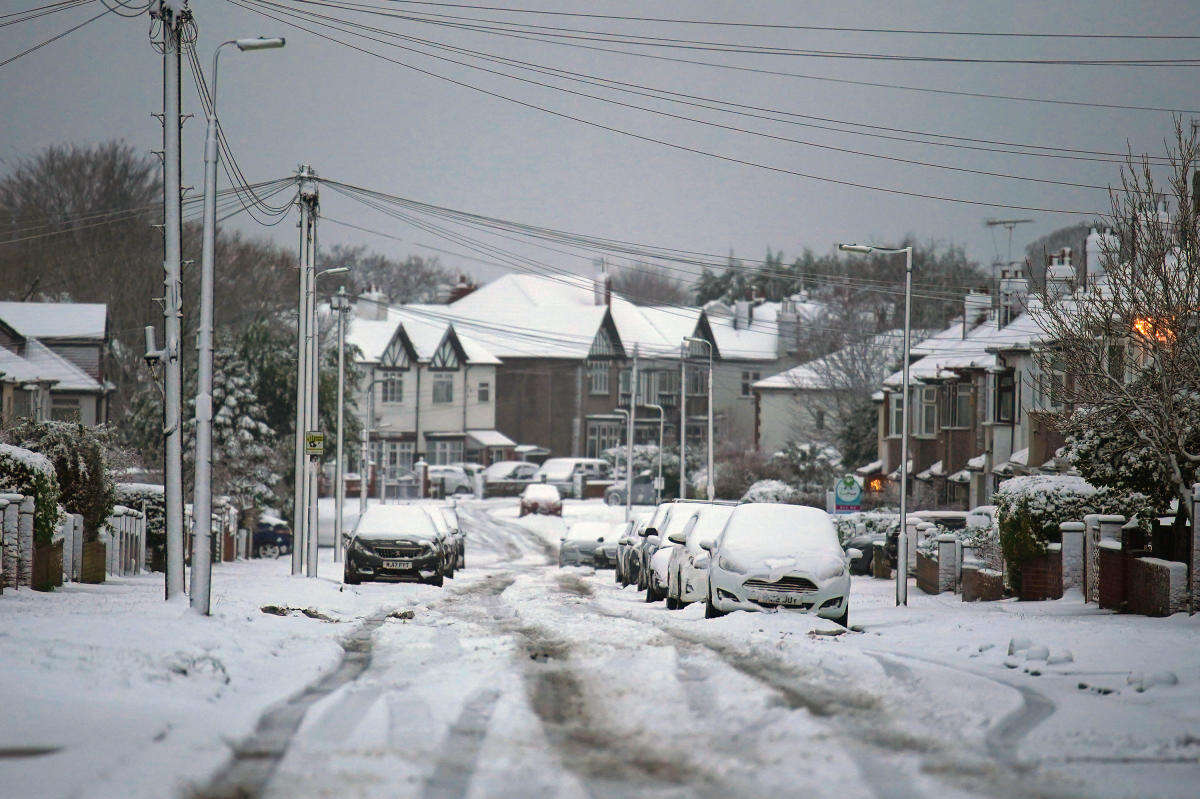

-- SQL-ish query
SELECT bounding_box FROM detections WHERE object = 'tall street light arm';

[683,336,715,501]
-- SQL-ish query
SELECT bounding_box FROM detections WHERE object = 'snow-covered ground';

[1,498,1198,798]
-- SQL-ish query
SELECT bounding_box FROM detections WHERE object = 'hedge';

[0,443,61,546]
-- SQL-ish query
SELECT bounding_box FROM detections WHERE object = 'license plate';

[383,559,412,570]
[756,591,804,606]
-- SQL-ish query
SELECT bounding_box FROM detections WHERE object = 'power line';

[230,0,1108,215]
[277,1,1200,65]
[0,3,114,68]
[0,1,95,29]
[365,1,1200,41]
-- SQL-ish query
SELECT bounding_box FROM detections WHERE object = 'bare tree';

[611,262,689,306]
[1036,121,1200,525]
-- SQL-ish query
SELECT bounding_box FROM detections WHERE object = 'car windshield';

[424,508,450,533]
[438,508,458,529]
[355,505,438,540]
[538,459,575,481]
[484,461,524,480]
[522,484,560,502]
[719,504,839,559]
[661,507,699,541]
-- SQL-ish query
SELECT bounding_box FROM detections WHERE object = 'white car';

[559,520,612,567]
[422,505,457,577]
[666,503,734,609]
[644,504,704,603]
[702,503,856,627]
[427,465,473,495]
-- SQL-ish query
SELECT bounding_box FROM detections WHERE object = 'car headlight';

[814,557,848,581]
[717,555,747,574]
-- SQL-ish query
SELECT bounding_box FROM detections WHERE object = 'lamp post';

[331,285,351,563]
[645,403,665,504]
[840,242,913,607]
[683,337,714,501]
[303,265,350,579]
[191,36,284,614]
[360,374,390,515]
[678,341,687,499]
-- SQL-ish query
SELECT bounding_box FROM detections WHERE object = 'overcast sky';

[3,0,1198,294]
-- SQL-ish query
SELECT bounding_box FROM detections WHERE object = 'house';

[0,301,110,425]
[347,299,505,486]
[751,330,912,457]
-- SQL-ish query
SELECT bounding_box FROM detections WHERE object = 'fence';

[98,505,147,578]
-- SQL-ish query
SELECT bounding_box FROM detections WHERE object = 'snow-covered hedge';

[741,479,800,504]
[831,510,899,545]
[0,442,61,546]
[995,474,1099,586]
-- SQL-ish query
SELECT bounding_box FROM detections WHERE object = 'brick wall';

[1019,546,1063,601]
[1098,542,1125,610]
[1127,557,1188,617]
[916,551,941,594]
[962,565,1004,601]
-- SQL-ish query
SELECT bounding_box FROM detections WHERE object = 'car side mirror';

[845,547,864,560]
[694,555,710,569]
[667,532,686,545]
[699,538,716,553]
[597,536,604,543]
[559,536,566,542]
[646,535,660,547]
[641,527,657,538]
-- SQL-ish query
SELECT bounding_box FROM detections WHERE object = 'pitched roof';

[346,309,500,366]
[755,330,911,391]
[0,301,107,340]
[0,346,49,384]
[20,340,104,392]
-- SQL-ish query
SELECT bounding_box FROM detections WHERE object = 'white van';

[536,457,612,496]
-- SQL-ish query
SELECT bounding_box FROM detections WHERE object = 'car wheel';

[427,573,444,587]
[605,492,621,506]
[833,608,849,628]
[705,587,725,618]
[256,543,280,559]
[343,565,361,585]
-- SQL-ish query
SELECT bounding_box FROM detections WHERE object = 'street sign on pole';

[305,431,325,457]
[834,474,863,513]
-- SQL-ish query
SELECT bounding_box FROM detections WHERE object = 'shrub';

[5,420,116,542]
[995,475,1100,588]
[0,443,61,546]
[741,479,800,504]
[832,510,899,546]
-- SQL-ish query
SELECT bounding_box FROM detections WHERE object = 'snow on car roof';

[689,504,735,541]
[566,521,614,540]
[721,503,839,556]
[355,504,438,538]
[538,459,577,480]
[522,483,560,501]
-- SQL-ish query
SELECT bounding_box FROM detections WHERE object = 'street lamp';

[839,242,913,607]
[359,373,392,515]
[683,336,714,501]
[644,403,665,504]
[192,35,284,614]
[331,285,351,564]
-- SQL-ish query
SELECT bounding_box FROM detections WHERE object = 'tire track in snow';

[418,687,503,799]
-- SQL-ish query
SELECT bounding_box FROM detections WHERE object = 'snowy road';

[194,502,1200,799]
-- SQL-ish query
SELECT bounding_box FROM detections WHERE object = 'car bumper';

[679,568,709,603]
[348,549,441,580]
[710,569,849,618]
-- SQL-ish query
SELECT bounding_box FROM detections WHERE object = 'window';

[372,440,414,477]
[815,409,826,430]
[944,382,972,427]
[638,370,654,404]
[12,390,32,420]
[429,439,463,465]
[618,369,630,395]
[432,374,454,404]
[380,370,403,404]
[587,360,609,395]
[740,371,761,397]
[919,387,938,435]
[50,396,80,422]
[889,393,904,436]
[477,381,490,403]
[586,419,622,457]
[995,372,1015,423]
[658,369,679,405]
[687,364,705,396]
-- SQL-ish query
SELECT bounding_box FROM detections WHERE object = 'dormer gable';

[588,311,625,359]
[430,327,467,370]
[380,326,418,369]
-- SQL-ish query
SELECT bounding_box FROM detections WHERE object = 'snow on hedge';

[0,442,54,477]
[994,474,1099,530]
[832,510,899,544]
[741,479,799,504]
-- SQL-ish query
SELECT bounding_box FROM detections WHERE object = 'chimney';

[999,264,1029,326]
[777,295,799,357]
[1046,248,1075,299]
[447,274,477,303]
[592,258,612,306]
[357,284,390,321]
[733,299,752,330]
[963,291,990,328]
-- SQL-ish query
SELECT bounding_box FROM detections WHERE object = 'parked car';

[843,532,877,575]
[604,471,657,506]
[911,510,970,531]
[536,457,612,496]
[666,503,735,609]
[344,504,447,586]
[423,506,458,577]
[519,483,562,517]
[702,503,859,626]
[559,521,612,566]
[616,518,644,586]
[635,501,678,592]
[484,460,540,496]
[427,465,474,496]
[253,518,292,558]
[594,523,622,569]
[966,505,997,530]
[645,504,706,603]
[435,504,465,570]
[452,462,484,480]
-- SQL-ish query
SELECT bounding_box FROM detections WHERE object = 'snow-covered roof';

[966,453,986,471]
[948,469,971,484]
[883,320,1001,388]
[854,459,883,477]
[466,429,515,448]
[22,340,104,392]
[755,330,911,391]
[915,460,944,481]
[0,345,51,385]
[0,301,107,340]
[347,308,501,366]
